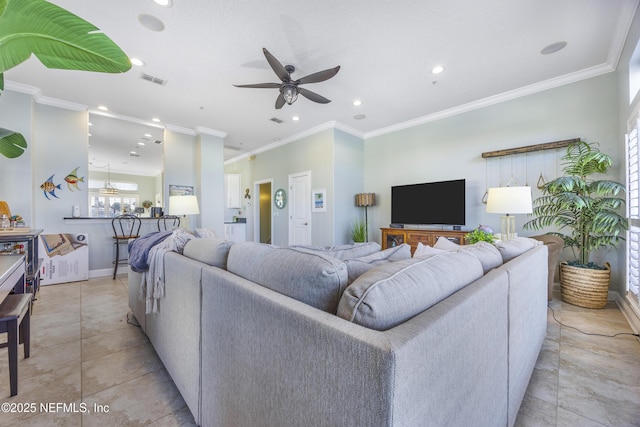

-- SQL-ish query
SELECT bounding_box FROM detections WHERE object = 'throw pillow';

[194,228,217,239]
[183,238,234,269]
[433,236,461,250]
[494,237,541,262]
[344,243,412,284]
[413,242,449,258]
[337,250,484,331]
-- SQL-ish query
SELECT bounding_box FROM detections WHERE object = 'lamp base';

[500,215,516,241]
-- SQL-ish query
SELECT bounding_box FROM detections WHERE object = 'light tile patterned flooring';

[0,276,638,426]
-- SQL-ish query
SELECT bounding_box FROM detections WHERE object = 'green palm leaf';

[0,0,131,73]
[0,127,27,158]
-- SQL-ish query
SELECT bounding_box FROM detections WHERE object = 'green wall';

[365,73,620,288]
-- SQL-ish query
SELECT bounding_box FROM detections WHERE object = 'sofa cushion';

[227,242,349,313]
[460,241,503,274]
[291,242,381,260]
[413,242,448,258]
[495,237,541,262]
[344,243,411,284]
[337,250,484,330]
[431,238,503,274]
[183,238,234,269]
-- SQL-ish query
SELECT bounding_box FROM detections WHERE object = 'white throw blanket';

[140,228,195,313]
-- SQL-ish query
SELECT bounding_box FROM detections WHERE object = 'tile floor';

[0,276,638,426]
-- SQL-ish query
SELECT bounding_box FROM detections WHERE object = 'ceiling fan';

[234,48,340,109]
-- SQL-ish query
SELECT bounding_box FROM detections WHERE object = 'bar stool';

[0,293,32,396]
[157,215,180,232]
[111,214,142,279]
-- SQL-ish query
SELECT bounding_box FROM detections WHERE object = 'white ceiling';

[5,0,639,176]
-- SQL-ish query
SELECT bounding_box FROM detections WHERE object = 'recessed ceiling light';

[541,41,567,55]
[138,14,165,32]
[130,57,145,67]
[138,142,146,146]
[98,105,108,111]
[353,100,362,106]
[144,133,152,138]
[354,114,366,120]
[292,116,300,121]
[432,66,444,74]
[88,122,93,126]
[88,133,92,137]
[154,0,173,6]
[152,117,161,122]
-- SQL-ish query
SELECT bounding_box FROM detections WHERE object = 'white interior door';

[289,171,311,246]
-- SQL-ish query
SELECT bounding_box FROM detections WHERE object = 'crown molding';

[165,124,196,136]
[364,64,615,140]
[89,109,165,130]
[195,126,227,139]
[224,121,364,165]
[5,80,87,111]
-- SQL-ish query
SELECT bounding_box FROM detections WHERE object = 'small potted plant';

[524,141,627,308]
[465,227,496,244]
[350,219,367,243]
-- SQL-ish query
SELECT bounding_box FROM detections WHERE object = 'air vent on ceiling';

[225,145,242,151]
[154,140,163,144]
[270,117,283,124]
[129,152,140,157]
[140,73,167,86]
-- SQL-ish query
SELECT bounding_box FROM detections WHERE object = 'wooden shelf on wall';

[481,138,580,159]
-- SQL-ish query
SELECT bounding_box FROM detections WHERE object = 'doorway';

[288,171,312,246]
[254,179,273,244]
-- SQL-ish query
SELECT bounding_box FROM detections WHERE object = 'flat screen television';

[391,179,465,226]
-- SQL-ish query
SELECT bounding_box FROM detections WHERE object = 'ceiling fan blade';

[299,87,331,104]
[275,93,286,109]
[263,48,290,82]
[233,83,281,89]
[297,66,340,85]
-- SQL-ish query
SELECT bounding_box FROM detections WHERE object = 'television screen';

[391,179,465,226]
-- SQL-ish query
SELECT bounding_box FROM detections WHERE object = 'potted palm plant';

[524,141,627,308]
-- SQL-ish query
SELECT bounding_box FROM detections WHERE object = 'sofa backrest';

[291,241,381,259]
[227,241,349,313]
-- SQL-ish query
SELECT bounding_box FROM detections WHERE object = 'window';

[626,116,640,304]
[88,180,140,217]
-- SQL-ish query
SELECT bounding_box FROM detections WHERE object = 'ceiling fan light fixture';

[282,85,299,105]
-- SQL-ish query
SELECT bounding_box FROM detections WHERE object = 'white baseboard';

[613,291,640,335]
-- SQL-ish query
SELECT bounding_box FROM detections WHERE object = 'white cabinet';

[225,174,242,209]
[224,223,246,242]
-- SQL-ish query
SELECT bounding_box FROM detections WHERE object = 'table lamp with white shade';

[169,195,200,230]
[485,186,532,241]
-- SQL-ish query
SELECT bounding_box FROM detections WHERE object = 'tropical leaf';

[0,0,131,74]
[0,127,27,158]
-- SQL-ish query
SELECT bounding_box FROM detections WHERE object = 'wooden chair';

[111,214,142,279]
[0,293,32,396]
[157,215,180,232]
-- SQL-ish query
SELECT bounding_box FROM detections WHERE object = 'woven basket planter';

[559,262,610,309]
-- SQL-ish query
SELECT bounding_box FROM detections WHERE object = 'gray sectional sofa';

[128,237,548,427]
